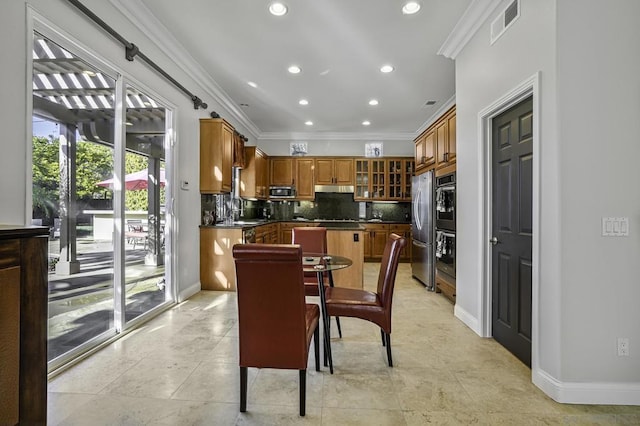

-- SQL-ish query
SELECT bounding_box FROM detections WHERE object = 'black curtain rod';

[66,0,208,110]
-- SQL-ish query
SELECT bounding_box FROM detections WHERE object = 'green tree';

[32,136,113,223]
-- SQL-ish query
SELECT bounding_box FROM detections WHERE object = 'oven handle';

[436,185,455,191]
[437,231,456,238]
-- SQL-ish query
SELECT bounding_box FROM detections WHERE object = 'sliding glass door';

[31,31,173,369]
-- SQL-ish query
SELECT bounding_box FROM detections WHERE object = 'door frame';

[479,72,540,370]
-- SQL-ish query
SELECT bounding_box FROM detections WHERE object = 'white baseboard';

[454,303,483,336]
[178,281,201,302]
[534,368,640,405]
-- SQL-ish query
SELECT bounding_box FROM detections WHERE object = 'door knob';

[489,236,499,245]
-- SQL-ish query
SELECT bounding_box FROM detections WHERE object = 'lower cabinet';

[435,269,456,302]
[363,223,411,262]
[200,227,243,291]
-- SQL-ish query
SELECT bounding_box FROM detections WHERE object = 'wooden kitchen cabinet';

[390,224,412,262]
[315,158,353,185]
[200,227,243,290]
[279,221,316,244]
[0,226,48,426]
[233,131,245,168]
[295,158,315,200]
[414,129,436,173]
[354,159,386,200]
[362,223,389,261]
[269,157,315,200]
[255,223,278,244]
[414,105,456,175]
[436,107,456,172]
[270,157,295,186]
[240,147,268,199]
[200,118,234,193]
[388,158,414,201]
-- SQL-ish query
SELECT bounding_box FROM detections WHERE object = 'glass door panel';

[32,32,117,363]
[123,85,168,322]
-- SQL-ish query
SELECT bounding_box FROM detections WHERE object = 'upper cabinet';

[233,131,246,169]
[414,105,456,175]
[414,129,436,173]
[269,157,314,200]
[240,146,268,199]
[295,158,315,200]
[270,157,295,186]
[387,158,414,201]
[315,158,353,185]
[355,157,414,201]
[436,110,456,172]
[354,159,385,200]
[200,118,233,193]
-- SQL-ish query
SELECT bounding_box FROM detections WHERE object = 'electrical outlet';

[617,337,629,356]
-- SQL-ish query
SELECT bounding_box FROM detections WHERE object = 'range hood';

[314,185,355,193]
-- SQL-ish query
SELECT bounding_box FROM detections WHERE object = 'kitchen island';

[199,220,368,291]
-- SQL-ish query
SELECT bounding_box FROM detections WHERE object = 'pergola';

[32,32,166,271]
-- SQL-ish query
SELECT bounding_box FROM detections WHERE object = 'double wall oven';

[435,172,456,281]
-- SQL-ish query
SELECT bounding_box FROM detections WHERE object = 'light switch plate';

[602,217,629,236]
[180,180,189,190]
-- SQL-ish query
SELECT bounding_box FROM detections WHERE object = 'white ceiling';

[127,0,471,140]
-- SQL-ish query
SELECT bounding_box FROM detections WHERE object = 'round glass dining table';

[301,253,352,374]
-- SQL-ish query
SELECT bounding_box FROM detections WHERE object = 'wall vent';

[490,0,520,45]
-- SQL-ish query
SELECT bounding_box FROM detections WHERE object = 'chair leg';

[335,316,342,338]
[240,366,248,412]
[299,369,306,416]
[314,323,320,372]
[385,333,393,367]
[381,328,386,347]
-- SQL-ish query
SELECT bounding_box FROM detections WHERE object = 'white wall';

[455,0,560,376]
[556,0,640,383]
[258,139,414,157]
[455,0,640,403]
[0,0,249,298]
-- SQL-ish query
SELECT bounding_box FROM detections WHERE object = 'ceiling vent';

[490,0,520,45]
[422,100,437,108]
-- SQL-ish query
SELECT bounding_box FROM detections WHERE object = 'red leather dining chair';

[291,227,342,338]
[233,243,320,417]
[324,233,406,367]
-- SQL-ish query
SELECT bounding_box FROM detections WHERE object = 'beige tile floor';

[48,263,640,425]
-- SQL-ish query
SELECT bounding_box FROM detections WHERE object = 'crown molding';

[414,95,456,136]
[258,132,415,142]
[109,0,261,138]
[438,0,504,59]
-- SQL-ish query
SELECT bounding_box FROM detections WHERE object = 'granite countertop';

[200,219,409,229]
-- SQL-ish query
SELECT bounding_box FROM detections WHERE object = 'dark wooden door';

[491,96,533,367]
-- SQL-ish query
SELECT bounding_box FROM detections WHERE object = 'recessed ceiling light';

[402,1,421,15]
[83,70,96,77]
[368,99,379,106]
[247,81,258,88]
[125,121,133,126]
[362,121,371,126]
[305,121,313,126]
[299,99,309,105]
[288,65,301,74]
[380,65,394,73]
[269,2,287,16]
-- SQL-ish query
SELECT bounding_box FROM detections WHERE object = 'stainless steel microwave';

[269,186,296,198]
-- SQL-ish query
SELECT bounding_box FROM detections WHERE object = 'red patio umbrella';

[97,169,166,191]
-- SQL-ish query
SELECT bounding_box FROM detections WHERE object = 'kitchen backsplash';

[236,193,410,222]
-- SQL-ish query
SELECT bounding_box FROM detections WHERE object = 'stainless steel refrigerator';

[411,171,435,290]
